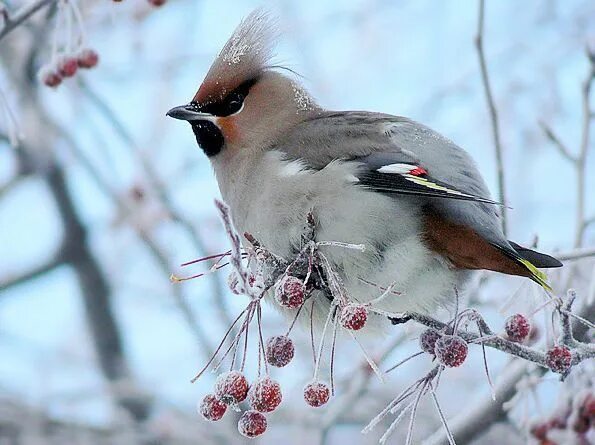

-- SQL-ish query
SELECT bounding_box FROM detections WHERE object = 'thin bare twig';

[0,0,56,41]
[539,121,577,163]
[0,254,63,293]
[475,0,508,234]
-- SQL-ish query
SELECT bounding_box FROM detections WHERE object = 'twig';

[574,52,595,247]
[0,254,64,293]
[391,310,594,370]
[0,0,57,41]
[80,80,232,326]
[539,121,577,163]
[555,246,595,261]
[475,0,508,234]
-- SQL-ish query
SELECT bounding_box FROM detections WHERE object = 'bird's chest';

[215,152,419,264]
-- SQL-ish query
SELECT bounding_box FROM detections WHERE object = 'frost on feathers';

[292,83,315,113]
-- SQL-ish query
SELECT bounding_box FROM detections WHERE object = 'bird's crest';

[193,9,279,104]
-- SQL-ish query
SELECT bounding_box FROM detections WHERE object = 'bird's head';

[167,10,319,160]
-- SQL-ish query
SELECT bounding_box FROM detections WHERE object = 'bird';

[167,10,562,327]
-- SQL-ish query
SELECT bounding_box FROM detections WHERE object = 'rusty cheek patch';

[215,116,238,143]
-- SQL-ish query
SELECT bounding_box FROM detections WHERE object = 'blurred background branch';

[0,0,593,444]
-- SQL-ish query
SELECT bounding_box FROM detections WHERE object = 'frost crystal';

[303,381,331,407]
[198,394,227,421]
[222,35,252,65]
[214,370,249,404]
[265,335,295,367]
[434,335,468,367]
[238,410,267,437]
[339,303,368,331]
[292,84,314,113]
[248,377,282,413]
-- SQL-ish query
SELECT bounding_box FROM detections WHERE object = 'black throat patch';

[191,120,224,157]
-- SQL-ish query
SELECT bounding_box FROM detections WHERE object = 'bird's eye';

[225,93,244,115]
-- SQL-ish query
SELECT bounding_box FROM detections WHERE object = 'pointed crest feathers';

[194,9,279,104]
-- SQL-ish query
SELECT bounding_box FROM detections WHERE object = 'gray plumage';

[167,10,561,331]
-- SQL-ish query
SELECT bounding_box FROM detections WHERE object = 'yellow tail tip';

[519,258,552,291]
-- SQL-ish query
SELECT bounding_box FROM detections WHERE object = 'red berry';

[248,377,282,413]
[274,275,305,308]
[303,381,330,408]
[583,394,595,420]
[434,335,468,368]
[339,303,368,331]
[238,410,267,438]
[504,314,531,342]
[38,66,62,88]
[76,48,99,69]
[574,394,595,433]
[57,56,78,77]
[214,370,249,405]
[148,0,166,6]
[545,346,572,374]
[198,394,226,421]
[530,422,549,440]
[265,335,294,368]
[419,328,442,355]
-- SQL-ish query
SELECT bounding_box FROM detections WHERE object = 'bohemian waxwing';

[167,10,561,327]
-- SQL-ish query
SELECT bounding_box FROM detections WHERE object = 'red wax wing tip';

[408,166,428,176]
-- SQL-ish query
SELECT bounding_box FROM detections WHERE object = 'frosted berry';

[214,370,249,404]
[434,335,468,367]
[504,314,531,342]
[545,345,572,374]
[248,377,282,413]
[530,422,549,440]
[76,48,99,69]
[198,394,226,421]
[38,66,62,88]
[274,275,305,308]
[339,303,367,331]
[574,394,595,433]
[265,335,294,367]
[238,410,267,438]
[57,56,78,77]
[419,328,442,355]
[303,381,330,407]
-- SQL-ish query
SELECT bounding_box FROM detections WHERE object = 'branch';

[574,49,595,247]
[475,0,508,235]
[555,246,595,261]
[422,296,595,445]
[389,309,594,370]
[422,359,528,445]
[44,118,215,356]
[45,163,152,422]
[79,79,232,328]
[538,121,577,163]
[0,0,56,42]
[0,254,63,293]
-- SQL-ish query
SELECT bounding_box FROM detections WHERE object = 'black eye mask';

[193,77,258,117]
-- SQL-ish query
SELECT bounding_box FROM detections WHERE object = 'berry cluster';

[38,0,99,88]
[418,328,469,368]
[199,371,282,438]
[530,392,594,444]
[39,49,99,88]
[197,268,334,438]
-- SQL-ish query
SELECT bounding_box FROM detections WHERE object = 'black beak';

[166,104,214,122]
